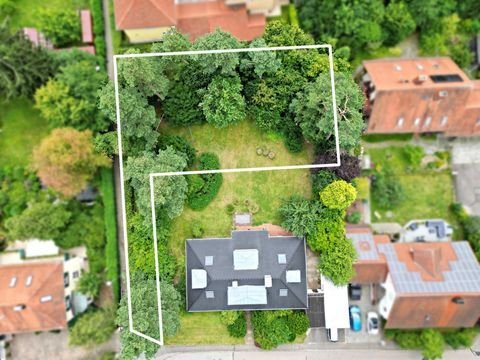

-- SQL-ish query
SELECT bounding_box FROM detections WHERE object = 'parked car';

[367,311,380,335]
[327,327,338,342]
[349,283,362,300]
[349,305,362,332]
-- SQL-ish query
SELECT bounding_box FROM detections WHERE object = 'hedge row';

[90,0,106,68]
[101,167,120,303]
[188,153,223,210]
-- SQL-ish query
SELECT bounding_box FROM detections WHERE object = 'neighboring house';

[401,219,453,243]
[185,230,308,311]
[349,227,480,329]
[113,0,287,43]
[0,241,90,334]
[362,57,480,136]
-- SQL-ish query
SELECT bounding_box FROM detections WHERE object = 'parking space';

[345,284,385,344]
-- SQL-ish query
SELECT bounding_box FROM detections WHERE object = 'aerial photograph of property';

[1,0,480,359]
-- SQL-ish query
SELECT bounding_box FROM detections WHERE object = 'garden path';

[244,312,254,346]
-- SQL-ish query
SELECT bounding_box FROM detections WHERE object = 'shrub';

[191,222,204,238]
[284,125,303,153]
[226,203,236,215]
[442,328,479,349]
[347,211,361,224]
[158,134,196,167]
[318,238,356,285]
[252,310,299,349]
[311,170,338,195]
[188,153,223,210]
[69,308,116,348]
[101,168,119,303]
[403,145,424,168]
[279,196,323,237]
[37,9,80,47]
[287,311,309,335]
[220,310,242,325]
[313,152,361,182]
[320,180,357,210]
[227,314,247,338]
[77,271,102,299]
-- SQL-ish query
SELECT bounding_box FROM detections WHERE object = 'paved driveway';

[10,330,119,360]
[452,140,480,215]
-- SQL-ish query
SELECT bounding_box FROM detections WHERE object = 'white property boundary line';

[114,44,340,346]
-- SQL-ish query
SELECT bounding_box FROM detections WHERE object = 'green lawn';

[9,0,89,30]
[161,120,314,169]
[367,147,458,229]
[169,168,311,269]
[0,98,49,167]
[165,312,244,345]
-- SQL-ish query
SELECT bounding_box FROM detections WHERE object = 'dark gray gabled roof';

[186,230,308,311]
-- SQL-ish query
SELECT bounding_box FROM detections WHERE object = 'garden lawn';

[168,168,311,270]
[9,0,89,30]
[165,312,244,345]
[161,119,314,169]
[367,147,458,227]
[0,98,49,167]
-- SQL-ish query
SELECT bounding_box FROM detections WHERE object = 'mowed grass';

[168,168,311,270]
[0,98,49,167]
[160,119,314,169]
[367,147,457,227]
[165,312,244,345]
[9,0,89,30]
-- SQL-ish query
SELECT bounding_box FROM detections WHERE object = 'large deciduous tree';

[291,72,364,152]
[116,272,181,360]
[382,1,416,46]
[34,60,108,132]
[124,147,188,221]
[0,23,56,99]
[201,75,246,128]
[69,309,116,348]
[5,202,71,240]
[118,48,169,99]
[240,38,281,79]
[192,29,241,77]
[98,83,159,154]
[32,128,109,197]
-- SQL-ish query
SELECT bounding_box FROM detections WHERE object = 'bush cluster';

[90,0,106,67]
[227,314,247,338]
[188,153,223,210]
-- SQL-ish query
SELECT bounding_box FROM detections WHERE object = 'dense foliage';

[32,128,109,197]
[319,180,357,210]
[252,310,309,349]
[69,308,116,348]
[0,23,56,99]
[312,152,361,182]
[279,196,323,237]
[372,168,405,210]
[37,9,80,47]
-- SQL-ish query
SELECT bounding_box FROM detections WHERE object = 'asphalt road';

[156,348,477,360]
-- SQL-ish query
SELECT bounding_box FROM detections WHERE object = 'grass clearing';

[9,0,89,30]
[165,311,244,345]
[0,98,49,167]
[161,119,314,169]
[168,168,311,270]
[367,147,458,230]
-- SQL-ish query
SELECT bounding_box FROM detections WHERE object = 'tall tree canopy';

[117,272,181,360]
[5,201,71,241]
[32,128,109,197]
[201,75,246,128]
[124,147,188,222]
[0,23,55,99]
[291,72,364,152]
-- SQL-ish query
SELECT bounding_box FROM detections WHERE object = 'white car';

[367,312,380,335]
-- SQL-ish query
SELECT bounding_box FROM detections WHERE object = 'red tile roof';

[0,262,67,334]
[81,10,93,44]
[363,57,480,137]
[114,0,265,41]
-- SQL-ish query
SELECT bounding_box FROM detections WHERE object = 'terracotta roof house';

[113,0,287,43]
[362,57,480,137]
[0,247,90,334]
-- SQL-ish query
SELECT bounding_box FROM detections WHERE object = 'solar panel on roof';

[430,74,463,83]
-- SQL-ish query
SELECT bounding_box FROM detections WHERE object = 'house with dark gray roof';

[185,230,308,312]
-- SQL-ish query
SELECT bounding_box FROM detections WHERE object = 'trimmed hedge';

[188,153,223,210]
[90,0,106,68]
[101,167,120,303]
